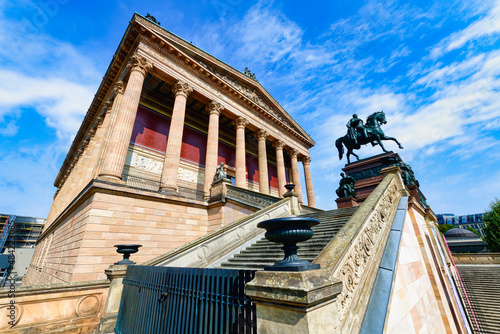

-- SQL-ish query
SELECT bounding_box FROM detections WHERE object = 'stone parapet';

[452,253,500,265]
[246,270,343,333]
[0,280,110,333]
[144,194,300,268]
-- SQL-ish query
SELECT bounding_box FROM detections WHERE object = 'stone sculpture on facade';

[244,67,258,81]
[145,13,160,25]
[336,172,357,198]
[213,162,227,183]
[336,111,404,163]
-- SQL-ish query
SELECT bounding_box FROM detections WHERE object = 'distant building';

[437,212,486,235]
[443,227,486,253]
[0,214,46,285]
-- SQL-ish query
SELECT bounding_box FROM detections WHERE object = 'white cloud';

[0,120,18,136]
[430,1,500,58]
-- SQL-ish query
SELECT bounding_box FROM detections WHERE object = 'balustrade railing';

[115,265,257,334]
[122,175,205,201]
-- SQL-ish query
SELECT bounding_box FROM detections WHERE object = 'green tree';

[438,224,456,235]
[483,198,500,252]
[466,227,481,236]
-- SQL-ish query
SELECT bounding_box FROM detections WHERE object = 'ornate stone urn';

[257,216,320,271]
[114,244,142,265]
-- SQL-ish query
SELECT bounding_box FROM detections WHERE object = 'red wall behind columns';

[131,107,280,187]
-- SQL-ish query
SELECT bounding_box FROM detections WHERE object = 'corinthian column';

[288,148,303,202]
[255,130,269,195]
[233,117,249,188]
[273,140,286,197]
[99,55,152,181]
[301,156,316,207]
[160,81,193,192]
[203,101,223,197]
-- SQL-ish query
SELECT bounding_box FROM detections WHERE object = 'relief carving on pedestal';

[336,182,398,322]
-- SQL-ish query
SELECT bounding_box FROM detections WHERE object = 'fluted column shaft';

[289,149,303,202]
[273,140,286,197]
[99,55,151,181]
[301,156,316,207]
[203,102,223,197]
[160,81,193,191]
[234,117,248,188]
[256,130,269,195]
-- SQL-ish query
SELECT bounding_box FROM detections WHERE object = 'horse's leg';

[381,135,404,149]
[376,136,390,153]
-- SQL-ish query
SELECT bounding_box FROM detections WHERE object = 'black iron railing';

[115,265,257,334]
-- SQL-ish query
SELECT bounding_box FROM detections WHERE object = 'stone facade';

[24,13,317,286]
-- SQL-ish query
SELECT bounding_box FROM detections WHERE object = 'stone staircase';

[456,265,500,334]
[219,206,358,270]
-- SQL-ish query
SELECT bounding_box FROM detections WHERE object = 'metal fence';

[115,265,257,334]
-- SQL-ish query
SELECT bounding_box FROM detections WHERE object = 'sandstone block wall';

[25,190,210,285]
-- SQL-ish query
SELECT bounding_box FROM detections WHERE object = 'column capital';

[300,156,311,165]
[206,101,223,115]
[113,80,125,95]
[172,80,193,98]
[288,148,299,158]
[272,140,285,150]
[233,116,249,129]
[127,54,153,76]
[102,100,113,113]
[255,129,268,141]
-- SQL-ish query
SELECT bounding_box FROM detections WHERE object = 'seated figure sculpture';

[213,162,227,183]
[336,172,357,198]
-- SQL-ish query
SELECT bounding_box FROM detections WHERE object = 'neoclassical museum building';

[24,13,316,285]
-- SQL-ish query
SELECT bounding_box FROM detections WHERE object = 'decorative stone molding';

[288,148,299,158]
[133,155,163,174]
[301,156,312,165]
[335,182,399,322]
[127,54,153,76]
[272,140,285,150]
[113,80,125,95]
[226,185,277,209]
[206,101,223,115]
[172,80,193,98]
[178,166,204,185]
[233,116,249,129]
[255,129,268,141]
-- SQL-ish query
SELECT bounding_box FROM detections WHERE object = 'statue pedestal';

[336,197,358,209]
[342,152,401,205]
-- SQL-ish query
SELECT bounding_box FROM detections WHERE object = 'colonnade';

[98,54,316,207]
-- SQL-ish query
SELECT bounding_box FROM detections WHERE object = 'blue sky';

[1,0,499,218]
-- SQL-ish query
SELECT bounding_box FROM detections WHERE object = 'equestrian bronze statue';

[335,111,404,163]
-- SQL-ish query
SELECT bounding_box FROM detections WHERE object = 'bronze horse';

[335,111,403,163]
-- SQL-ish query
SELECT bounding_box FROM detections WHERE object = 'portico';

[25,13,317,285]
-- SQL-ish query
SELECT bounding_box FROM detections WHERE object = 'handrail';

[444,237,480,333]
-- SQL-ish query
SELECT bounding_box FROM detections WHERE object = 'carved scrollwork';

[128,54,153,76]
[336,182,398,321]
[172,80,193,98]
[206,101,223,115]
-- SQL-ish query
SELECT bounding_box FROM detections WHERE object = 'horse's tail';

[335,137,344,160]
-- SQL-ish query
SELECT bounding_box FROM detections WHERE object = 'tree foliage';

[483,198,500,252]
[438,224,456,235]
[466,227,481,236]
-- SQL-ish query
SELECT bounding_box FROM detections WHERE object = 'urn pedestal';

[257,216,320,272]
